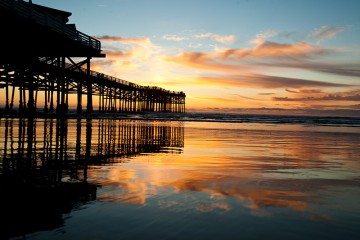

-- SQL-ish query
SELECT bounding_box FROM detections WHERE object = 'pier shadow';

[0,118,184,239]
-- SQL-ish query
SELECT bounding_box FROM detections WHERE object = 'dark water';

[0,115,359,240]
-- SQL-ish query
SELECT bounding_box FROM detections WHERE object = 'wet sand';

[0,118,359,239]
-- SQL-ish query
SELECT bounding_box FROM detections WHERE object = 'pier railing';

[0,0,101,50]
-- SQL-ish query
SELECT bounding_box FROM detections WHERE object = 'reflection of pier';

[0,0,186,117]
[0,118,184,178]
[0,118,184,239]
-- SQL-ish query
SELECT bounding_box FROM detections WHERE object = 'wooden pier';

[0,0,186,116]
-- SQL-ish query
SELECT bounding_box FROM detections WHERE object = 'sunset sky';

[35,0,360,116]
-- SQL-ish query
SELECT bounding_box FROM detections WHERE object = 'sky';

[34,0,360,116]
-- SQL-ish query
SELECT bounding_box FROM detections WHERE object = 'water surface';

[0,117,359,239]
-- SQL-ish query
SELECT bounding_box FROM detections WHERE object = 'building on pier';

[0,0,186,116]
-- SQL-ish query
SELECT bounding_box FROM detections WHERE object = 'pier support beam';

[27,74,35,116]
[86,57,93,114]
[5,73,9,114]
[77,80,82,114]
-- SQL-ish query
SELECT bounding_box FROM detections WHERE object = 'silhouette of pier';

[0,0,186,117]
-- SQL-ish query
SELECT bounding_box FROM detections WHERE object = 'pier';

[0,0,186,117]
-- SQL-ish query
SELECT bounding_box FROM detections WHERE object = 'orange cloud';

[270,89,360,113]
[191,96,259,108]
[286,89,324,94]
[91,59,117,69]
[103,49,133,58]
[165,41,335,64]
[218,41,332,60]
[163,52,253,72]
[258,92,275,96]
[163,41,337,75]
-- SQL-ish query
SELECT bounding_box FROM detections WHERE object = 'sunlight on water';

[0,118,359,240]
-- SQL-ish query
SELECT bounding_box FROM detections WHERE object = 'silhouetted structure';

[0,0,186,117]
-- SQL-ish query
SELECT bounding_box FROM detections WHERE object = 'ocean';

[0,113,359,240]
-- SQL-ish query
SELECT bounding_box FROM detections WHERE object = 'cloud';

[250,30,278,45]
[299,89,323,94]
[309,26,346,42]
[195,96,240,103]
[95,35,151,45]
[164,41,335,73]
[286,89,299,93]
[164,39,359,80]
[163,52,252,72]
[161,32,236,44]
[103,49,133,58]
[195,94,259,103]
[195,74,350,89]
[91,58,138,75]
[286,89,323,94]
[162,34,189,41]
[194,32,236,44]
[217,41,332,60]
[233,94,260,101]
[93,35,163,75]
[91,59,117,68]
[262,60,360,77]
[273,94,360,102]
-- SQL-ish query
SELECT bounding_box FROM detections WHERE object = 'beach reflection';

[1,118,359,239]
[88,121,360,219]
